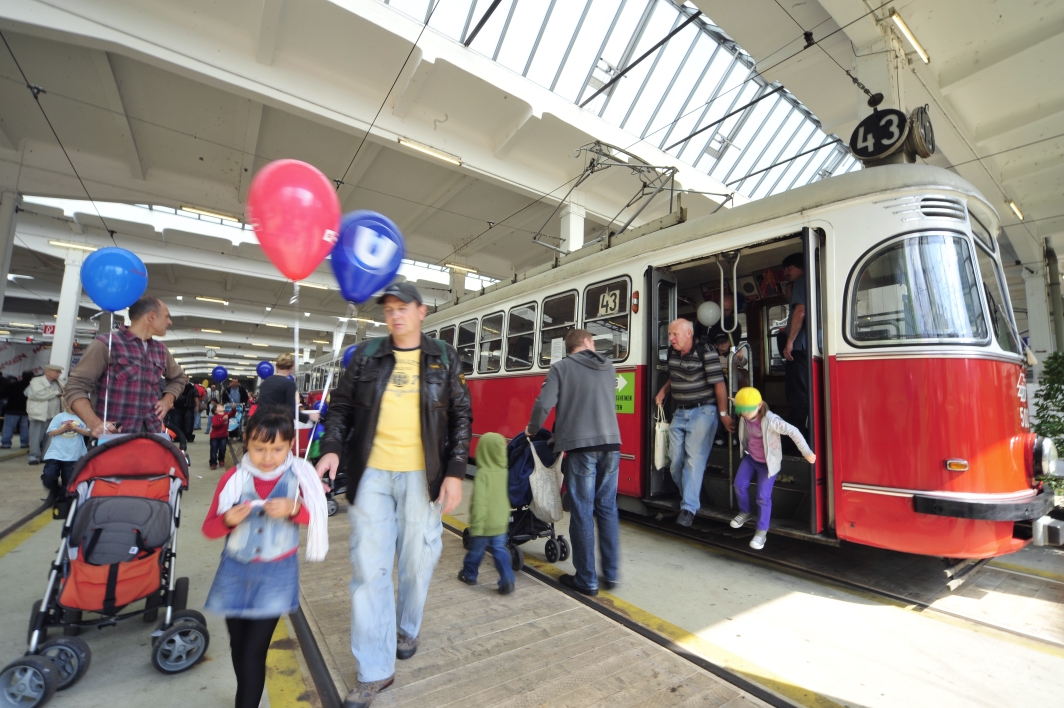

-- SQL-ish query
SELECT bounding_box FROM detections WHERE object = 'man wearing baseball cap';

[317,280,472,708]
[26,364,65,465]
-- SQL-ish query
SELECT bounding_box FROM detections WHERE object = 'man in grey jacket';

[526,328,621,596]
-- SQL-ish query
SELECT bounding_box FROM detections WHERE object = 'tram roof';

[429,163,993,322]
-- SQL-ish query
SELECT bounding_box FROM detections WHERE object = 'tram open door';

[646,266,678,498]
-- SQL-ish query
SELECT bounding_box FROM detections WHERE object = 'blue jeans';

[734,456,775,531]
[461,534,514,587]
[566,449,620,592]
[348,468,442,682]
[669,403,718,514]
[2,414,28,447]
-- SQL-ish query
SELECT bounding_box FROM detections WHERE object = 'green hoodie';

[469,432,510,537]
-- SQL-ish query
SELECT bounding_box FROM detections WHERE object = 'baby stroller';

[1,434,208,707]
[323,469,347,517]
[462,430,570,571]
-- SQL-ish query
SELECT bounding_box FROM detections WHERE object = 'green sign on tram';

[615,372,635,414]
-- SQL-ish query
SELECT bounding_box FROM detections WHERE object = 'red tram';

[326,164,1059,558]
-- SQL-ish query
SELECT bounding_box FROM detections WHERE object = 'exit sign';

[43,325,55,335]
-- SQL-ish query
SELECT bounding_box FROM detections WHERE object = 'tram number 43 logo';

[849,109,909,160]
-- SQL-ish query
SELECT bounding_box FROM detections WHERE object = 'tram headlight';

[1034,436,1059,477]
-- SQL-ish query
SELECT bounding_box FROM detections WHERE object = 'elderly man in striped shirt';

[655,318,735,526]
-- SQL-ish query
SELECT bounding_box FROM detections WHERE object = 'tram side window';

[457,320,477,375]
[439,325,456,347]
[478,312,504,373]
[850,233,988,344]
[540,292,577,367]
[975,244,1021,354]
[425,329,437,341]
[506,303,536,371]
[766,304,789,375]
[583,278,631,362]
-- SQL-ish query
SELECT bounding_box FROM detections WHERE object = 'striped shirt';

[667,343,725,406]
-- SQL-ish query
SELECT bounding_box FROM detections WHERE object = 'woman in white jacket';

[730,387,815,550]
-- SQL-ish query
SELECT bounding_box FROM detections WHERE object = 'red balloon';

[246,160,341,281]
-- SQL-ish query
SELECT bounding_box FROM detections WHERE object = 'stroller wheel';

[171,577,189,612]
[558,536,570,562]
[327,499,339,517]
[151,621,209,674]
[154,610,208,644]
[544,539,559,563]
[462,528,470,549]
[37,637,91,691]
[0,655,58,708]
[510,544,524,572]
[27,600,48,645]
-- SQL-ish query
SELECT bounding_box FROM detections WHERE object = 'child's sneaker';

[457,571,476,585]
[729,513,750,529]
[750,530,767,550]
[498,582,515,595]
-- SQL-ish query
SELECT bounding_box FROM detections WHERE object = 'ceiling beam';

[493,107,535,159]
[940,26,1064,96]
[165,263,177,284]
[238,101,264,202]
[975,99,1064,146]
[0,122,15,151]
[89,50,144,180]
[255,0,284,66]
[225,271,235,292]
[399,173,476,235]
[336,141,383,206]
[391,50,434,119]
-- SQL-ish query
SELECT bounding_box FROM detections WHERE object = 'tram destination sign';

[849,108,909,161]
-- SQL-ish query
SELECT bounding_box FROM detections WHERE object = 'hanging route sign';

[849,108,909,161]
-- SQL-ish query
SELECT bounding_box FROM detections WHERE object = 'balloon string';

[102,311,113,431]
[303,314,349,468]
[292,281,300,426]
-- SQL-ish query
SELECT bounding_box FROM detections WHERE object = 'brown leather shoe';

[396,632,418,660]
[343,676,394,708]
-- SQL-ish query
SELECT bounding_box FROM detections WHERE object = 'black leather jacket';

[319,334,473,502]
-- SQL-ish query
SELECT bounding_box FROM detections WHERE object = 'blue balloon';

[343,345,358,368]
[256,361,275,379]
[211,366,228,383]
[287,374,295,381]
[314,400,328,415]
[330,211,405,304]
[80,247,148,312]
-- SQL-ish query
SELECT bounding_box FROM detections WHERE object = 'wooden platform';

[300,513,772,707]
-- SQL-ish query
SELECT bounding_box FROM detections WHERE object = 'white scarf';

[216,453,328,562]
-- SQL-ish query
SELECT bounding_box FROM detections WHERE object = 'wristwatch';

[719,410,729,418]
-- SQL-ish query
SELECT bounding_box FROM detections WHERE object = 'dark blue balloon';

[256,361,275,379]
[330,211,405,304]
[343,345,357,368]
[211,366,228,383]
[314,400,328,415]
[287,374,295,381]
[80,248,148,312]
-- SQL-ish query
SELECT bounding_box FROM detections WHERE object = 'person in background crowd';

[526,328,622,596]
[457,432,514,594]
[27,365,65,464]
[703,293,743,347]
[173,380,199,443]
[224,378,250,407]
[41,398,90,501]
[65,296,188,437]
[209,402,236,470]
[256,353,319,423]
[193,381,207,430]
[316,282,472,708]
[780,253,809,442]
[1,372,32,449]
[655,319,734,527]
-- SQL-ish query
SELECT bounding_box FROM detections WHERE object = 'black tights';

[226,616,279,708]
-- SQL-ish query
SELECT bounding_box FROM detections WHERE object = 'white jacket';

[737,410,813,478]
[26,375,64,421]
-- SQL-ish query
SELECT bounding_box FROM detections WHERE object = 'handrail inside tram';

[717,251,741,334]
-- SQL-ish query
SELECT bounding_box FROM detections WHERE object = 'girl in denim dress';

[203,406,328,708]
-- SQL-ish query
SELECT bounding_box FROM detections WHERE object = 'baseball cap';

[377,281,423,305]
[44,364,64,372]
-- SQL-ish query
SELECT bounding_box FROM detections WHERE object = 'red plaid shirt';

[95,326,170,433]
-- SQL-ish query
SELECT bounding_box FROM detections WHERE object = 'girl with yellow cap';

[730,387,815,549]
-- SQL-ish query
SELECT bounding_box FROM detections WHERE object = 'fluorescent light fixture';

[204,345,221,349]
[48,240,98,252]
[265,307,271,312]
[252,343,269,347]
[397,137,462,166]
[8,322,35,328]
[201,328,222,334]
[0,331,9,335]
[1008,200,1024,220]
[175,295,183,301]
[890,10,929,64]
[265,323,288,329]
[304,312,311,317]
[196,296,229,305]
[312,339,329,344]
[181,205,240,221]
[445,263,478,274]
[299,282,329,290]
[6,274,32,281]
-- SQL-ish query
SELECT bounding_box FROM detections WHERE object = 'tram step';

[1032,516,1064,547]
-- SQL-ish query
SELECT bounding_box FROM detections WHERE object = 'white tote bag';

[653,404,670,470]
[527,440,565,523]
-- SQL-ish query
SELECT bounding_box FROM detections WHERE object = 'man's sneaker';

[729,513,751,529]
[210,464,218,470]
[602,579,618,591]
[343,676,394,708]
[396,633,418,660]
[498,582,515,595]
[27,456,39,465]
[750,530,768,550]
[558,573,597,597]
[457,571,476,585]
[677,510,695,527]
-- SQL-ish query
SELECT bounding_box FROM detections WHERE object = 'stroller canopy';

[67,432,190,492]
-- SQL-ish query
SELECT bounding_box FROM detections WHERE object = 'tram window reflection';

[478,312,504,373]
[850,233,988,345]
[457,320,477,375]
[584,278,631,362]
[540,291,578,367]
[506,303,536,371]
[975,244,1021,354]
[440,325,456,347]
[425,329,437,341]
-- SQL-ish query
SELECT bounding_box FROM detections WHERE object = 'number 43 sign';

[849,108,909,161]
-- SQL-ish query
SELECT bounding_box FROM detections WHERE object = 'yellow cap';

[733,387,762,413]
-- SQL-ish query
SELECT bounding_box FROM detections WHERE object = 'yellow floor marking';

[265,616,314,706]
[988,559,1064,584]
[442,515,844,708]
[0,509,53,559]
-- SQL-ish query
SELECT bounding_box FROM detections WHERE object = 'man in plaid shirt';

[65,296,188,438]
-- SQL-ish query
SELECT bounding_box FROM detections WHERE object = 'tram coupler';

[1032,515,1064,546]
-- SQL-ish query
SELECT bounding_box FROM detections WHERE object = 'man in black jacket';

[317,282,472,708]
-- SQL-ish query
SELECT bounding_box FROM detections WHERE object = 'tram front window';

[850,233,988,345]
[975,244,1021,354]
[584,278,631,361]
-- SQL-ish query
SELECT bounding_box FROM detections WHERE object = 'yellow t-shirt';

[367,348,425,472]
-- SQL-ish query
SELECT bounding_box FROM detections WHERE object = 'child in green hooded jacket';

[458,432,515,594]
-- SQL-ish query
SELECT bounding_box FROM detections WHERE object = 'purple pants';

[734,456,775,531]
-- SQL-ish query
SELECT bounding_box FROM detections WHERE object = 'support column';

[50,248,85,373]
[560,201,585,253]
[853,35,907,114]
[0,191,19,315]
[449,268,465,301]
[1023,265,1054,369]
